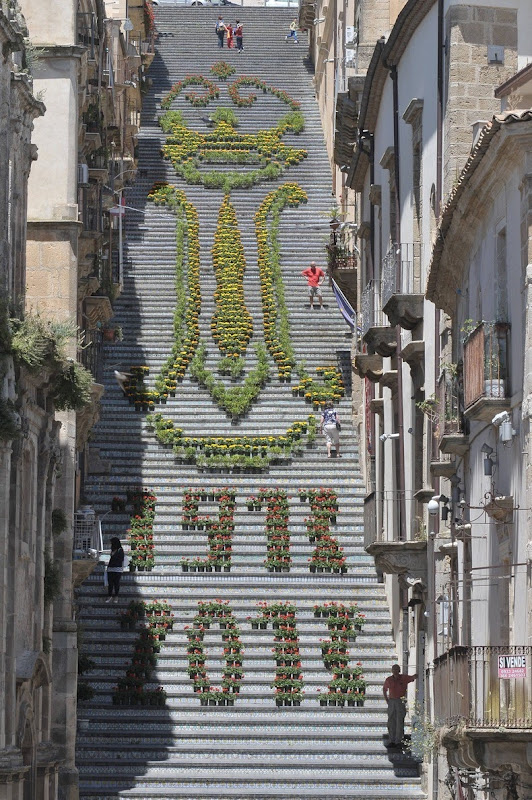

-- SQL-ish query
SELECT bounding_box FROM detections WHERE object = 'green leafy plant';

[51,508,68,536]
[211,106,238,126]
[9,314,93,411]
[0,397,20,441]
[44,550,61,604]
[50,360,93,411]
[77,681,95,702]
[210,61,236,80]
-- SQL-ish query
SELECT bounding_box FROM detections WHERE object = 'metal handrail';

[360,279,382,337]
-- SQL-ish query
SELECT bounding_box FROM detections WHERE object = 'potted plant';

[102,324,123,343]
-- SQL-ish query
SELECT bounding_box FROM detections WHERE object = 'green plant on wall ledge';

[51,508,68,537]
[9,314,94,412]
[416,394,439,424]
[43,550,61,604]
[0,397,21,442]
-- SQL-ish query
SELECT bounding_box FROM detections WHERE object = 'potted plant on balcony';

[102,324,123,343]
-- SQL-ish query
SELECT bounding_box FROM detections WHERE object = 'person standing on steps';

[215,16,226,48]
[106,537,125,604]
[234,20,243,53]
[301,261,325,309]
[226,21,234,49]
[382,665,418,749]
[286,17,299,44]
[320,400,341,458]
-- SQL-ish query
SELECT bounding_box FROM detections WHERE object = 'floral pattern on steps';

[250,602,303,706]
[186,600,244,706]
[127,489,157,571]
[112,599,173,706]
[315,602,367,707]
[302,489,347,573]
[180,487,235,572]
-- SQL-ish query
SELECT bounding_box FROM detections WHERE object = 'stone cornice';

[366,540,428,588]
[347,0,437,191]
[11,73,45,117]
[427,114,532,315]
[0,10,25,50]
[34,44,85,60]
[27,219,83,230]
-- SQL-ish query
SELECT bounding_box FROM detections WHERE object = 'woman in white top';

[320,400,340,458]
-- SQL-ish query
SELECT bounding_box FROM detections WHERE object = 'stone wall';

[444,4,518,199]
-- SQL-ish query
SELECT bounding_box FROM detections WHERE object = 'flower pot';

[129,564,136,572]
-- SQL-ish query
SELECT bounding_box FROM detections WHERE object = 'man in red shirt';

[382,664,418,748]
[301,261,325,309]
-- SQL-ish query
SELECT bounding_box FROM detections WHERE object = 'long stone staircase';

[75,7,426,798]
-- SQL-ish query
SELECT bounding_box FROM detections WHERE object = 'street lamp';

[109,169,137,287]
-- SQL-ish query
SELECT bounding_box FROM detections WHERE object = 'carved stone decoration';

[383,293,424,330]
[354,353,383,382]
[72,558,100,588]
[484,495,514,524]
[363,325,397,357]
[365,540,428,588]
[444,730,532,796]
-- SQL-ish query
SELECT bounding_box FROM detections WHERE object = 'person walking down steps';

[382,665,418,749]
[105,537,125,604]
[234,20,243,52]
[286,17,299,43]
[216,16,226,48]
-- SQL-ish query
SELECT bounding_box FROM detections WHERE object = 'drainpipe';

[385,60,407,542]
[430,9,444,800]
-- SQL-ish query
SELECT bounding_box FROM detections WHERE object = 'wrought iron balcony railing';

[77,12,98,60]
[363,491,379,550]
[381,242,423,309]
[360,279,383,338]
[78,329,103,383]
[433,645,532,729]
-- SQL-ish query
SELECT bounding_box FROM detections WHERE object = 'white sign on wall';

[498,654,527,679]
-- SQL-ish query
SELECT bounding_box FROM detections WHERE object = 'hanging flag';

[332,278,356,330]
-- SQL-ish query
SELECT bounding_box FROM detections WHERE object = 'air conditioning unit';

[78,163,90,186]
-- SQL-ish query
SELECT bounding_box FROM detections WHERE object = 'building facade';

[309,0,532,797]
[0,1,154,797]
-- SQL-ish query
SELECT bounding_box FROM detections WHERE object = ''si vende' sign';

[498,654,527,679]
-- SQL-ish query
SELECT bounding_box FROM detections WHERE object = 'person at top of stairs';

[234,20,243,53]
[215,16,226,48]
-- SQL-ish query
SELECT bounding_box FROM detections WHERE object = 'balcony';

[72,507,104,587]
[353,352,383,382]
[436,369,468,456]
[463,322,510,421]
[364,492,427,588]
[361,279,397,357]
[381,243,424,330]
[433,645,532,787]
[77,12,99,61]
